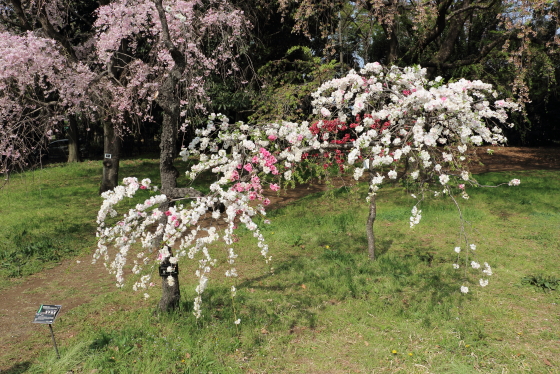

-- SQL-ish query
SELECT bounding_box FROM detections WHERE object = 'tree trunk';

[158,270,180,312]
[156,200,180,312]
[426,0,471,77]
[99,120,121,194]
[156,111,182,312]
[366,192,377,260]
[67,115,81,163]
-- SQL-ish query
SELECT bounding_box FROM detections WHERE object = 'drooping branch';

[37,6,78,63]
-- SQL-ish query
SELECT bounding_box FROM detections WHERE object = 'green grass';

[2,166,560,373]
[0,158,203,287]
[0,162,101,283]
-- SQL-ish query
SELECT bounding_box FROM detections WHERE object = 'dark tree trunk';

[158,271,180,311]
[382,12,399,65]
[152,0,187,313]
[156,111,182,312]
[156,199,181,312]
[426,0,471,78]
[99,120,120,194]
[67,115,81,163]
[366,191,377,260]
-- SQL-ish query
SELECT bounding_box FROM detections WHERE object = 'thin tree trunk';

[366,192,377,260]
[67,115,81,163]
[156,200,180,312]
[99,120,120,194]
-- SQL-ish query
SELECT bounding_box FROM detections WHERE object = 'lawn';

[1,162,559,373]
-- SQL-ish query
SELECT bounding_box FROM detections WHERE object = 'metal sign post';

[33,305,62,359]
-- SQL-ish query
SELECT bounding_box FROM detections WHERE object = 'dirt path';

[0,146,558,372]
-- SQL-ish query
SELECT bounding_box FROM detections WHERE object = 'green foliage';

[250,46,338,123]
[522,275,560,291]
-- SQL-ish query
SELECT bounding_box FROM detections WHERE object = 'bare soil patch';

[0,146,558,371]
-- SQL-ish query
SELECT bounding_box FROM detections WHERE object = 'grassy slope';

[2,163,559,373]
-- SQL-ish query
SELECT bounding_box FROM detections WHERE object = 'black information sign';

[33,305,61,324]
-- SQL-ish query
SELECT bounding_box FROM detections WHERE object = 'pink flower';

[458,184,465,190]
[243,163,253,172]
[269,183,280,191]
[268,135,277,141]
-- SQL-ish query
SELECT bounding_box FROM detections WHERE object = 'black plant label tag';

[32,305,62,324]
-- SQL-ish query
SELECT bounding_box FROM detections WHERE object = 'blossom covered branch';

[96,64,521,318]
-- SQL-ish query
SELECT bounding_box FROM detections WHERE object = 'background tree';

[273,0,560,145]
[93,0,251,311]
[0,31,95,176]
[0,0,124,188]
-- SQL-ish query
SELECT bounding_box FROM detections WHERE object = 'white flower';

[411,170,419,180]
[479,279,489,287]
[354,167,365,180]
[453,264,460,269]
[470,244,476,251]
[460,286,469,294]
[439,174,450,185]
[454,247,461,253]
[482,263,493,276]
[234,319,241,325]
[471,261,480,269]
[320,107,331,117]
[509,179,521,186]
[144,293,150,299]
[388,170,397,179]
[167,275,175,286]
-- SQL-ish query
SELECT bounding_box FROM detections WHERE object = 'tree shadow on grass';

[1,361,31,374]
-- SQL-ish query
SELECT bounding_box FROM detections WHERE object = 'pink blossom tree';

[0,31,95,176]
[1,0,251,311]
[93,0,251,311]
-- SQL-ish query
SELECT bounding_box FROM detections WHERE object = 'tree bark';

[425,0,471,77]
[152,0,190,312]
[366,191,377,260]
[99,120,120,194]
[67,115,81,163]
[156,200,181,312]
